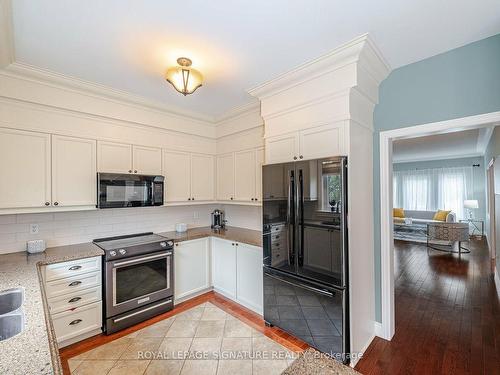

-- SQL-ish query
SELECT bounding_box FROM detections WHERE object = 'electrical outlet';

[30,224,39,235]
[193,211,199,219]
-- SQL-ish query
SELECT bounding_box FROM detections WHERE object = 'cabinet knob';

[255,198,258,201]
[134,170,138,173]
[45,202,50,206]
[299,155,303,159]
[54,202,59,206]
[188,198,191,201]
[293,156,297,160]
[192,197,195,200]
[251,198,254,201]
[236,243,239,246]
[230,197,233,200]
[128,170,132,173]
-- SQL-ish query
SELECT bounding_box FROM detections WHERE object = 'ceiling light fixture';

[165,57,203,96]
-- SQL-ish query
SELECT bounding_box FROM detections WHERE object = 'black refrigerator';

[262,156,349,364]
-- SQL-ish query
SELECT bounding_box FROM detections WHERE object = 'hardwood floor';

[59,291,309,375]
[355,238,500,375]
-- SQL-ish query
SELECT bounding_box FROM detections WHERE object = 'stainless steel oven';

[94,233,174,334]
[97,173,164,209]
[106,250,173,317]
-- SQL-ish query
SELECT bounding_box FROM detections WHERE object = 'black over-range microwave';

[97,173,164,208]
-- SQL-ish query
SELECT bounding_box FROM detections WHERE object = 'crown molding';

[0,0,14,68]
[214,100,261,124]
[248,33,391,100]
[5,62,215,124]
[476,126,495,154]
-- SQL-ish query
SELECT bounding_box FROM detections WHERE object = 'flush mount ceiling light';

[165,57,203,96]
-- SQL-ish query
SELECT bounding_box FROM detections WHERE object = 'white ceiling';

[392,129,489,163]
[10,0,500,119]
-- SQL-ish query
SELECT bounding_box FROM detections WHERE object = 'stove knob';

[109,250,117,257]
[160,242,167,248]
[167,241,173,247]
[119,249,127,255]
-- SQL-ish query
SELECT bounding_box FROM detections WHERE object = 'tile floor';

[69,302,297,375]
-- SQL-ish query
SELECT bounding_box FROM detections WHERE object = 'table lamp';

[464,200,478,219]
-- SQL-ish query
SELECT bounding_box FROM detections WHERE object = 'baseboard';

[174,287,213,305]
[58,328,103,348]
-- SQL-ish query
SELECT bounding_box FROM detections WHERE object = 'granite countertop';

[0,242,103,375]
[159,226,262,247]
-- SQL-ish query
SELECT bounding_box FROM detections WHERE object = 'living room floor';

[355,238,500,375]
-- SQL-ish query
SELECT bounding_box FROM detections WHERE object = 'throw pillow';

[433,210,451,221]
[393,208,405,218]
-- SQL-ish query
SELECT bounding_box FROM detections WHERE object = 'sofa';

[393,210,456,225]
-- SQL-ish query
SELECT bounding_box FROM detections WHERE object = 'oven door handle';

[113,251,172,267]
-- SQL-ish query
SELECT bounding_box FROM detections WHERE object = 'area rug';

[282,348,360,375]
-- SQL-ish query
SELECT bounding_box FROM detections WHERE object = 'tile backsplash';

[0,205,262,254]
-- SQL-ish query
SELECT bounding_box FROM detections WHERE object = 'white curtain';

[393,166,473,219]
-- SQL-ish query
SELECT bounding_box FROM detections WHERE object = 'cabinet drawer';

[45,256,101,281]
[45,271,101,299]
[52,301,102,343]
[48,286,101,314]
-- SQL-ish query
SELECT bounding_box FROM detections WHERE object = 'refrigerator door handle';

[265,271,334,297]
[298,169,304,267]
[287,170,295,266]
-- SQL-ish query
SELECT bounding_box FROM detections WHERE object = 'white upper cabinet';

[52,135,96,207]
[265,133,298,164]
[234,150,255,202]
[97,141,132,174]
[0,128,51,208]
[265,122,347,164]
[132,145,162,175]
[255,148,264,202]
[217,153,234,201]
[98,141,162,175]
[163,150,191,202]
[191,153,215,201]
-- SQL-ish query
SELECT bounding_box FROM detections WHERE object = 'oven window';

[115,258,167,304]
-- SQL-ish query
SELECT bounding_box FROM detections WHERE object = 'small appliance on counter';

[211,209,226,229]
[175,223,188,233]
[93,232,174,334]
[26,239,46,254]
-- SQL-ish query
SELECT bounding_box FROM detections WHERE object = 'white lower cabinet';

[41,256,103,347]
[211,238,237,299]
[236,243,263,314]
[211,238,263,315]
[174,237,211,301]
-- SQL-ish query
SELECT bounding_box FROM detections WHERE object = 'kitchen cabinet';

[236,243,263,314]
[132,145,162,175]
[255,148,264,202]
[174,238,211,301]
[211,237,237,299]
[234,150,255,202]
[263,163,285,200]
[0,128,51,209]
[52,135,96,207]
[265,122,347,164]
[216,153,234,201]
[97,141,161,175]
[163,151,214,202]
[0,128,96,211]
[191,153,215,201]
[211,237,263,314]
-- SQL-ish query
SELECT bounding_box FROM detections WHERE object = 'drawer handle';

[69,319,82,326]
[68,297,82,303]
[69,265,82,271]
[275,236,280,239]
[68,281,82,287]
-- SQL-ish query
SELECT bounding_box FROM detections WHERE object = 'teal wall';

[393,157,486,221]
[373,34,500,322]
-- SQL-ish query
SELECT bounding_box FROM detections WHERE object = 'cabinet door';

[97,141,132,173]
[174,238,210,300]
[255,148,264,202]
[262,163,285,200]
[216,153,234,201]
[211,238,237,299]
[234,150,255,202]
[299,123,345,160]
[163,150,191,202]
[133,145,162,175]
[236,243,263,314]
[265,133,298,164]
[0,128,51,208]
[191,153,215,201]
[52,135,96,207]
